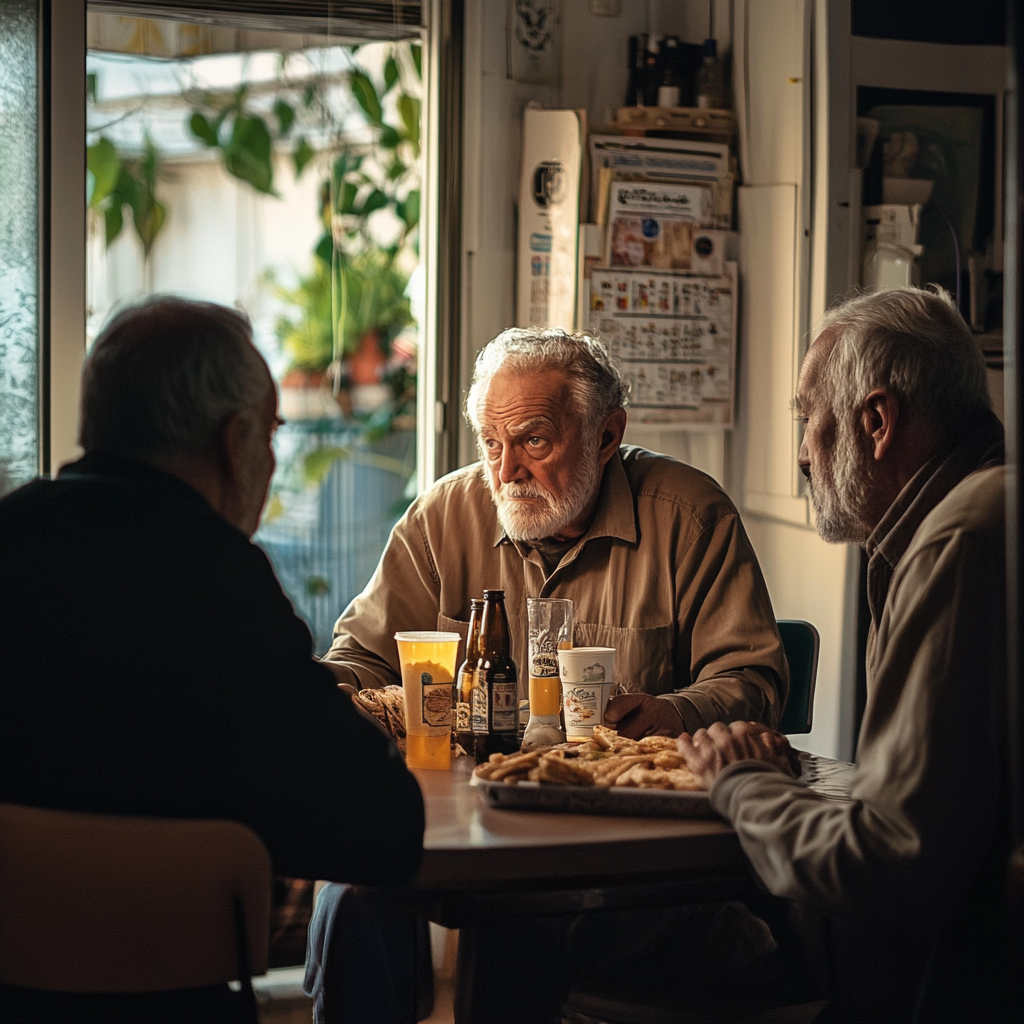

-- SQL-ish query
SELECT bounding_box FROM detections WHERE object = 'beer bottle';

[472,589,520,763]
[454,598,483,754]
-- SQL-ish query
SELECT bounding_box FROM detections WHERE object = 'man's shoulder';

[909,465,1005,556]
[0,464,255,569]
[619,445,740,526]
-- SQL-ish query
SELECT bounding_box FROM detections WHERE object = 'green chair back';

[777,619,819,734]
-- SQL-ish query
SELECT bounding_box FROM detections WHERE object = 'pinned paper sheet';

[516,108,585,330]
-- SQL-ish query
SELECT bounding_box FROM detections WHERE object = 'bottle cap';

[482,589,505,599]
[703,38,717,58]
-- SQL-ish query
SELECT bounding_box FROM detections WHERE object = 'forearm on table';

[711,761,855,908]
[711,761,937,920]
[664,669,782,731]
[320,644,400,690]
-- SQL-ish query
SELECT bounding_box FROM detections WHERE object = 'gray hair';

[465,328,630,435]
[814,287,991,435]
[80,296,271,462]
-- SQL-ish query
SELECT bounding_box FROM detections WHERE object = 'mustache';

[498,483,551,502]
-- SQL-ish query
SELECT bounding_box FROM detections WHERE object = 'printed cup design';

[557,646,615,684]
[422,683,453,727]
[562,681,617,738]
[564,686,599,722]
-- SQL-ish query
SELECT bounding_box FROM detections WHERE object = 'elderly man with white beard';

[321,327,787,737]
[680,287,1008,1023]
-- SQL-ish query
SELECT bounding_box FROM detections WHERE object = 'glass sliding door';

[84,6,425,655]
[0,0,41,495]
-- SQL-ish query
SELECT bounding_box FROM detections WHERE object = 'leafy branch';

[87,134,166,257]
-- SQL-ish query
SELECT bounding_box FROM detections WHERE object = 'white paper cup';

[561,680,618,740]
[557,646,615,684]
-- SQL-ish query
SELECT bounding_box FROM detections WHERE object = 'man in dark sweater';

[0,297,424,887]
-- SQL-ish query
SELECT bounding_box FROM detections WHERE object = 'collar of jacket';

[863,409,1005,629]
[57,450,222,518]
[491,448,639,550]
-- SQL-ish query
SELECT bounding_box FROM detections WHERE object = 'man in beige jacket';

[682,287,1008,1023]
[323,328,787,737]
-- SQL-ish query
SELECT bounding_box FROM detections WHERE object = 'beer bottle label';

[471,683,488,734]
[491,680,519,732]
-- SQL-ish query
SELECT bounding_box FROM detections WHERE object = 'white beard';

[487,436,601,541]
[808,418,875,545]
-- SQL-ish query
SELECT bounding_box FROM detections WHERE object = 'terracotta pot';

[347,330,387,385]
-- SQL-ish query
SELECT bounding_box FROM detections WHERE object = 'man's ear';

[860,388,899,461]
[218,410,251,484]
[597,407,627,466]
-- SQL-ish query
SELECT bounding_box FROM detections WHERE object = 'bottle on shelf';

[472,589,520,763]
[695,37,726,110]
[658,35,682,108]
[642,36,662,108]
[454,598,483,754]
[626,33,647,107]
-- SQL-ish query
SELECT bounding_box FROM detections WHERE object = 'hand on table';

[318,660,393,737]
[603,693,684,739]
[678,721,801,789]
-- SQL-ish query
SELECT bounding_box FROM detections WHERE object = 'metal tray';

[471,752,853,820]
[472,775,715,818]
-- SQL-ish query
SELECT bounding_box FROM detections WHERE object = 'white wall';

[744,517,859,759]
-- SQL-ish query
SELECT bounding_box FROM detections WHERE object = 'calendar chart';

[587,264,736,425]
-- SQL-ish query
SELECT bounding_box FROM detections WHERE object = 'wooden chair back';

[0,804,270,995]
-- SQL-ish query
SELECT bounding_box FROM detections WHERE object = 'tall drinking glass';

[394,631,461,769]
[522,598,574,749]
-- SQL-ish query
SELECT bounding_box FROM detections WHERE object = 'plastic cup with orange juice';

[394,631,461,769]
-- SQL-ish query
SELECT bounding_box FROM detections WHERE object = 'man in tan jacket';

[682,287,1008,1023]
[323,328,787,737]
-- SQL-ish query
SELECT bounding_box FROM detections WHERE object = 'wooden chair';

[0,803,271,1023]
[777,619,820,735]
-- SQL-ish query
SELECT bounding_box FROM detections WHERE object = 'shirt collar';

[491,449,638,549]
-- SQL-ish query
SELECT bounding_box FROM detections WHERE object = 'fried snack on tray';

[355,686,407,754]
[472,728,704,791]
[530,753,595,786]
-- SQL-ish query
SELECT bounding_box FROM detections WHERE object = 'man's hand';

[603,693,685,739]
[318,660,392,738]
[678,721,800,789]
